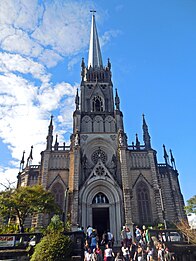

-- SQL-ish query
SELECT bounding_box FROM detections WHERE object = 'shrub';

[30,232,72,261]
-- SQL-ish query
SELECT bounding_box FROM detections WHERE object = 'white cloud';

[0,166,18,190]
[38,49,63,68]
[0,0,92,67]
[0,0,118,189]
[100,30,121,48]
[0,52,50,83]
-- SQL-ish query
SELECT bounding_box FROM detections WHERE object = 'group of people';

[120,225,175,260]
[83,225,175,261]
[84,226,115,261]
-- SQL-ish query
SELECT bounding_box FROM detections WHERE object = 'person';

[121,243,130,261]
[134,243,144,261]
[85,248,93,261]
[115,252,123,261]
[129,242,137,261]
[101,231,108,246]
[107,230,114,247]
[90,229,98,253]
[87,225,93,244]
[84,240,90,257]
[126,227,132,246]
[121,226,127,246]
[135,226,142,243]
[146,244,154,261]
[157,243,164,261]
[104,243,115,261]
[95,243,103,261]
[164,247,172,261]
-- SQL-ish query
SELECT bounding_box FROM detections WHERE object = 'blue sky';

[0,0,195,202]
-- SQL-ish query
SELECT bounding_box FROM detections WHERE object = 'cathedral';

[17,14,186,244]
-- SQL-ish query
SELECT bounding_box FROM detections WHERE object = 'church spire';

[142,114,151,149]
[88,11,103,68]
[46,115,53,150]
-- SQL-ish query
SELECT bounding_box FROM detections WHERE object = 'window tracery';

[92,192,109,204]
[91,148,107,164]
[51,182,64,210]
[137,182,152,223]
[95,166,105,176]
[92,96,104,112]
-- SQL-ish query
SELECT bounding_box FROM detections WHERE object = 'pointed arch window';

[92,96,104,112]
[92,192,109,204]
[51,182,64,210]
[137,182,152,224]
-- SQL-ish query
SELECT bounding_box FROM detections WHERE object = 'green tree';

[185,195,196,215]
[0,185,59,232]
[30,215,72,261]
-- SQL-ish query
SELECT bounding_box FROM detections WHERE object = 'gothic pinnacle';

[142,114,151,149]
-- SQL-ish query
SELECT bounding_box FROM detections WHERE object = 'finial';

[54,134,59,151]
[115,88,120,110]
[135,133,140,150]
[26,146,33,167]
[142,114,151,150]
[19,150,25,171]
[46,116,53,150]
[170,149,176,170]
[163,144,169,165]
[90,10,96,15]
[75,88,79,110]
[107,58,111,70]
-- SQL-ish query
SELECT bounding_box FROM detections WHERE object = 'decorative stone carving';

[110,135,116,141]
[81,135,88,141]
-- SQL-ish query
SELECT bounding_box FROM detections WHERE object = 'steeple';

[46,115,53,150]
[142,114,151,149]
[88,12,103,68]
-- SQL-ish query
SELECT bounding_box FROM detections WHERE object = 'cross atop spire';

[88,11,103,68]
[90,10,96,15]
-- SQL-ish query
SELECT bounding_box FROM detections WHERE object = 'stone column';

[68,145,80,230]
[119,146,133,229]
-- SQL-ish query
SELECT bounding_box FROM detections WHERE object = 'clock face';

[91,148,107,164]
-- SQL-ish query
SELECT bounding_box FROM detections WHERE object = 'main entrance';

[92,207,109,238]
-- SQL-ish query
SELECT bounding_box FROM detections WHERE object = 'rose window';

[91,148,107,164]
[95,166,105,176]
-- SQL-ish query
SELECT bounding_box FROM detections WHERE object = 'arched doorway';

[79,179,123,245]
[92,193,109,237]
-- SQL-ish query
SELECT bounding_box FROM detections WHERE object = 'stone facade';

[17,15,186,244]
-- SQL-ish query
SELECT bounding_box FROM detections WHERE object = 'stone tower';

[17,14,186,243]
